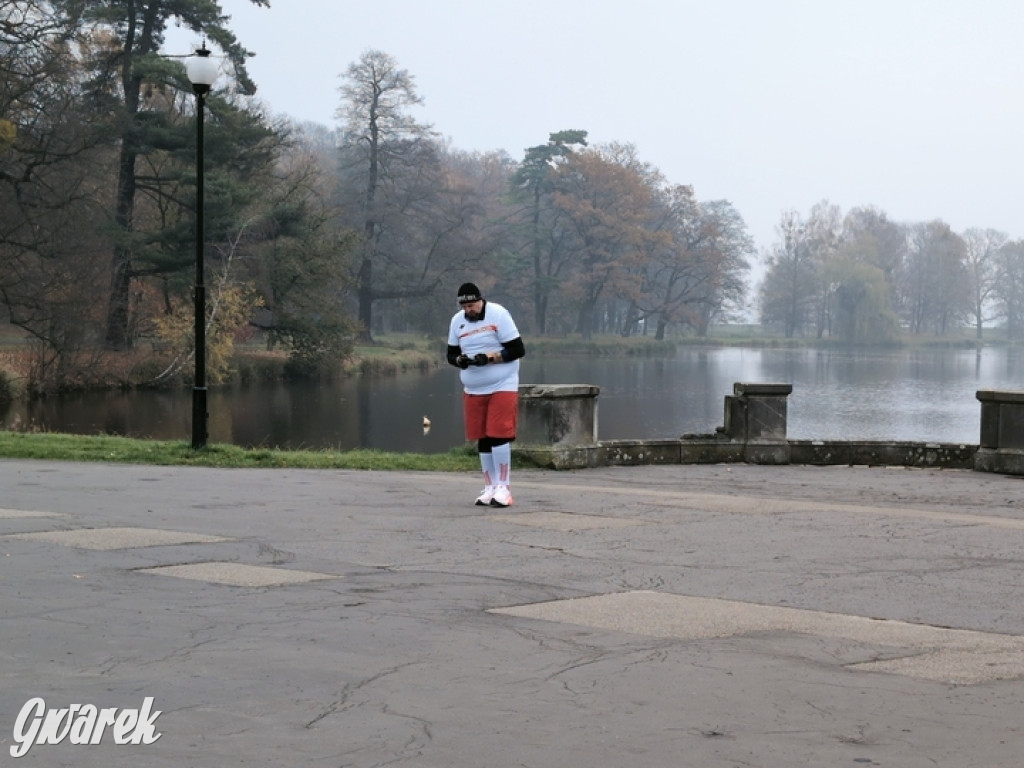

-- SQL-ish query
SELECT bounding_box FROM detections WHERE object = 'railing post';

[516,384,600,469]
[723,382,792,464]
[975,390,1024,475]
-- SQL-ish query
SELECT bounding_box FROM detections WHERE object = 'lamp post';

[185,43,218,449]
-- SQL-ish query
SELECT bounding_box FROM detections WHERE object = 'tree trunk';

[356,102,381,344]
[104,243,133,350]
[531,187,546,334]
[620,302,639,337]
[578,302,594,341]
[356,254,373,343]
[103,79,142,350]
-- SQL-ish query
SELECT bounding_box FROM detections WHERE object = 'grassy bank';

[0,431,492,471]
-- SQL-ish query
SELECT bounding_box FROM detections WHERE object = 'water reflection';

[3,346,1022,452]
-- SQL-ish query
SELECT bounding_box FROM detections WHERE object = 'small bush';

[235,353,289,384]
[130,355,183,386]
[358,358,400,376]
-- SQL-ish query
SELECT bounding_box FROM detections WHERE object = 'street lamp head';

[185,41,219,94]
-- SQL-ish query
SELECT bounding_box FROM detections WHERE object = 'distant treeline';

[3,4,1017,398]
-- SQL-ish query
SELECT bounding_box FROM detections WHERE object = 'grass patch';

[347,334,441,375]
[0,430,493,471]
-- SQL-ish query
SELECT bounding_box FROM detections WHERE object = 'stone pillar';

[723,382,792,464]
[515,384,600,469]
[975,390,1024,475]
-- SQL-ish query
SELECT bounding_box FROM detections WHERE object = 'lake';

[2,346,1021,452]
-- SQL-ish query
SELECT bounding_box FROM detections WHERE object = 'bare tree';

[841,206,907,306]
[901,221,969,335]
[0,0,116,391]
[802,201,843,337]
[992,240,1024,341]
[759,210,821,337]
[335,49,438,342]
[962,227,1005,340]
[685,199,753,336]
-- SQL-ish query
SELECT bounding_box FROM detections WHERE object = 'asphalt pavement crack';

[305,662,421,729]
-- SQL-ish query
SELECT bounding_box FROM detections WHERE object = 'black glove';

[472,353,489,366]
[456,355,471,369]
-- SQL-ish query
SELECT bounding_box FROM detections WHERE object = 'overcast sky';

[181,0,1024,260]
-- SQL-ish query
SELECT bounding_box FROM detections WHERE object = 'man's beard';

[464,308,483,321]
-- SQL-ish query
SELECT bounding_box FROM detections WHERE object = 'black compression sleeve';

[500,337,525,362]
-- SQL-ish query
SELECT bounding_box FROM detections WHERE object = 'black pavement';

[2,459,1024,767]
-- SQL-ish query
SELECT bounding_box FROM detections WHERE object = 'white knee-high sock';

[478,451,496,487]
[491,442,512,487]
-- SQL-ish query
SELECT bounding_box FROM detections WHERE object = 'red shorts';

[463,391,518,441]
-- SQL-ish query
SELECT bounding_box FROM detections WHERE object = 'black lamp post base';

[191,386,208,449]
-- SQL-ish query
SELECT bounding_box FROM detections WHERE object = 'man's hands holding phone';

[456,352,496,368]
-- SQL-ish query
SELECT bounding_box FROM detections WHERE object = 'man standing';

[447,282,526,507]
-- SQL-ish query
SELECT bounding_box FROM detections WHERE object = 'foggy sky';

[178,0,1024,261]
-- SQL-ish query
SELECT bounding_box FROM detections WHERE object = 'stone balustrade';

[515,381,987,473]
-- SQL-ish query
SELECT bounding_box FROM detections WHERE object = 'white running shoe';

[489,485,513,507]
[475,485,496,506]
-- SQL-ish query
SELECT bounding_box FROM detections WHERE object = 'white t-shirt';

[448,301,521,394]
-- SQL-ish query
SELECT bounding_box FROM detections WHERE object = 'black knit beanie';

[457,283,483,303]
